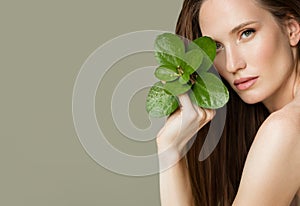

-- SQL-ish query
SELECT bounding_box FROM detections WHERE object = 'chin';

[239,95,262,105]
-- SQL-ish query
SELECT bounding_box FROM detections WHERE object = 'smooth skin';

[157,0,300,205]
[157,94,215,206]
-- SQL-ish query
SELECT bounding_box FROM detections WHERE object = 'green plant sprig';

[146,33,229,118]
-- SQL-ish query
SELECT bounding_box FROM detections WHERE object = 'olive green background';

[0,0,183,205]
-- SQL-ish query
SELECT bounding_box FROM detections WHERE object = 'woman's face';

[199,0,298,111]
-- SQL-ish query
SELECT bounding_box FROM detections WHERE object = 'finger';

[192,106,216,127]
[177,93,195,112]
[202,109,216,124]
[192,104,207,121]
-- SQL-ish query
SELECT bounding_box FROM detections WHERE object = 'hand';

[156,93,216,159]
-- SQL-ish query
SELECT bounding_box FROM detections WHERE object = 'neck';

[263,59,300,113]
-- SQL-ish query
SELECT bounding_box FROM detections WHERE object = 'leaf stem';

[177,66,184,76]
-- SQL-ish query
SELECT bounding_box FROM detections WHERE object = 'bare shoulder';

[258,98,300,147]
[233,96,300,205]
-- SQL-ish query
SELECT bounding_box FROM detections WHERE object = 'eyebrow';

[230,21,259,34]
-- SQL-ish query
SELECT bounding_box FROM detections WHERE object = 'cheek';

[248,34,278,67]
[249,23,294,68]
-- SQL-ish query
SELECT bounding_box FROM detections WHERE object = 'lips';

[233,76,258,91]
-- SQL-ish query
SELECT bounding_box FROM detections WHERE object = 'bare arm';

[156,94,215,206]
[159,156,194,206]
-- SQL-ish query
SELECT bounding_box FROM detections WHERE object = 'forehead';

[199,0,271,37]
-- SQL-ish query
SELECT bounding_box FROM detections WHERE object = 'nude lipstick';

[233,76,258,91]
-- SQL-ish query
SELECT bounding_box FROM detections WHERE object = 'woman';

[157,0,300,205]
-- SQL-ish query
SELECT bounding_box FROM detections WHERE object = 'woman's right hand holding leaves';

[156,93,216,165]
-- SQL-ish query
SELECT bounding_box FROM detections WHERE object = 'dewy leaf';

[164,79,191,96]
[146,82,179,118]
[155,65,179,81]
[146,32,229,118]
[154,33,185,67]
[188,36,216,72]
[189,73,229,109]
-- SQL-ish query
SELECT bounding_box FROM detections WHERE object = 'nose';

[225,44,246,74]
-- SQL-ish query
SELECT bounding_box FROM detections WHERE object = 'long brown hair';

[175,0,300,205]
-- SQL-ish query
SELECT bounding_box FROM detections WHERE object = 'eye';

[215,41,224,52]
[241,29,255,39]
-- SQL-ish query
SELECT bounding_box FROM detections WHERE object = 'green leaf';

[154,65,179,81]
[184,49,203,72]
[180,64,195,78]
[189,73,229,109]
[164,79,192,96]
[146,82,179,118]
[155,52,185,69]
[154,33,185,67]
[146,33,229,118]
[188,36,216,72]
[191,36,216,61]
[179,74,189,84]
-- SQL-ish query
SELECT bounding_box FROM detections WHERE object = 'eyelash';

[215,42,224,52]
[215,29,256,53]
[240,29,255,39]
